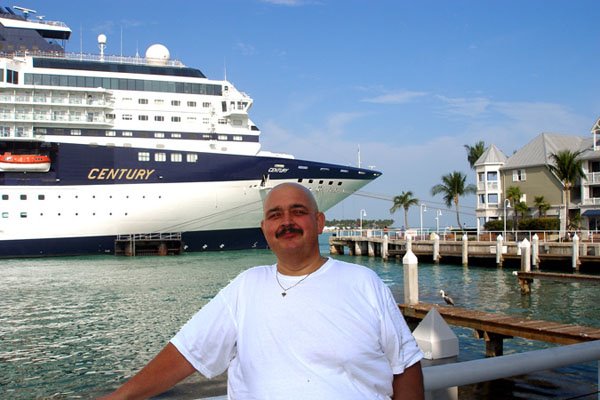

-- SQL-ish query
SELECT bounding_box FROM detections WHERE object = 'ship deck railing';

[3,49,186,68]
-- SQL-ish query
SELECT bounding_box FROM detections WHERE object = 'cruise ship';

[0,6,380,257]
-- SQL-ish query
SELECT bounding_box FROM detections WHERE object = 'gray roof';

[474,144,507,166]
[502,133,585,170]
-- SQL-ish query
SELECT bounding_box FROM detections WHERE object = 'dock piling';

[403,249,419,305]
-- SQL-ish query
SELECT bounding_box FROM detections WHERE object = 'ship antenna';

[120,26,123,57]
[98,34,107,62]
[224,57,227,81]
[357,145,361,168]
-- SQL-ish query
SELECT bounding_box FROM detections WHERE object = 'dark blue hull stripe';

[0,228,268,258]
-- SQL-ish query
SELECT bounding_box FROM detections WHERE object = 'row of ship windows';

[3,211,133,218]
[29,127,246,142]
[297,178,343,186]
[23,73,223,96]
[1,194,162,200]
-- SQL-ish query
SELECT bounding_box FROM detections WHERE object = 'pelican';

[439,290,455,306]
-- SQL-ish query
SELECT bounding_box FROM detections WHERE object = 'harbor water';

[1,234,599,399]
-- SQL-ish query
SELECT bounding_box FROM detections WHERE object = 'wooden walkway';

[516,271,600,282]
[399,302,600,356]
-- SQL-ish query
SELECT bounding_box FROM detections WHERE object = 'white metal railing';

[424,340,600,394]
[199,341,600,399]
[330,228,600,243]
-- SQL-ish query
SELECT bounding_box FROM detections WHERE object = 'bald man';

[99,183,424,399]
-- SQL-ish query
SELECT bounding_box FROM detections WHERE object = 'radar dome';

[145,44,170,65]
[97,34,107,44]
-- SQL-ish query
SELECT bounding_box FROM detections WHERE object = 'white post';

[403,249,419,305]
[433,233,440,264]
[368,240,375,257]
[520,238,531,273]
[572,233,580,271]
[462,233,468,266]
[406,234,412,253]
[382,233,389,261]
[496,234,503,267]
[531,234,539,269]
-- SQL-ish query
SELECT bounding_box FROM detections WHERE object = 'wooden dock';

[330,233,600,270]
[400,302,600,357]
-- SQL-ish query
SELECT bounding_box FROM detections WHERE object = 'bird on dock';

[439,290,455,306]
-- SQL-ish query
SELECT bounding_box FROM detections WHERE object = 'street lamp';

[419,203,427,239]
[435,209,442,233]
[359,209,367,231]
[503,199,511,240]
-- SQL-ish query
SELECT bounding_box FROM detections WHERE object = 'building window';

[479,194,485,205]
[155,152,166,162]
[122,131,133,137]
[487,171,498,181]
[488,194,498,204]
[138,115,148,121]
[187,154,198,162]
[171,100,180,106]
[155,116,164,122]
[138,152,150,161]
[105,130,116,137]
[171,133,181,138]
[187,101,197,107]
[171,116,181,122]
[138,98,148,104]
[71,129,81,136]
[154,132,165,138]
[512,169,526,182]
[202,102,211,108]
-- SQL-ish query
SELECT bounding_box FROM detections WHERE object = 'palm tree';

[390,191,419,229]
[514,201,529,227]
[431,171,476,228]
[548,149,586,230]
[464,141,486,170]
[533,196,550,218]
[505,186,523,229]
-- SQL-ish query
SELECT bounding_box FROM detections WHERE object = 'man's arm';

[392,361,424,400]
[98,342,196,400]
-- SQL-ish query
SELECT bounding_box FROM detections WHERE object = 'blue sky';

[22,0,600,228]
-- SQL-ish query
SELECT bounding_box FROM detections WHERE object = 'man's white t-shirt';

[171,258,423,399]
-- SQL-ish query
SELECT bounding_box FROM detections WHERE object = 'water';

[1,236,598,399]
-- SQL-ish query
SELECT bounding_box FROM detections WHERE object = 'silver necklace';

[275,270,314,297]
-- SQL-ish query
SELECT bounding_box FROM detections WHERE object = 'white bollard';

[403,249,419,305]
[531,234,539,269]
[406,234,413,253]
[572,233,580,270]
[462,233,468,266]
[383,234,389,261]
[496,234,503,267]
[433,233,440,263]
[520,238,531,273]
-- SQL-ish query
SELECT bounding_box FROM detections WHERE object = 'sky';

[19,0,600,229]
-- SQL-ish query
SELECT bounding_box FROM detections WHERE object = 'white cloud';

[362,90,428,104]
[435,95,491,118]
[235,42,257,56]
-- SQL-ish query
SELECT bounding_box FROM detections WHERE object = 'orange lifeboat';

[0,152,51,172]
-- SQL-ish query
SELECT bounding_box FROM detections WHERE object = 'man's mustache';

[275,225,304,238]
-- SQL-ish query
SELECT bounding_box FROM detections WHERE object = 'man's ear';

[316,212,325,234]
